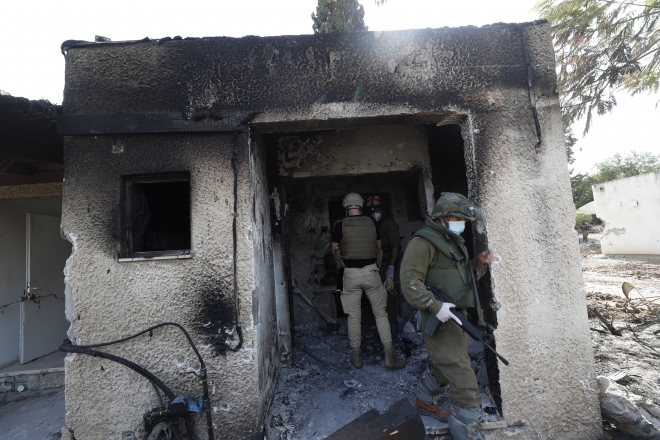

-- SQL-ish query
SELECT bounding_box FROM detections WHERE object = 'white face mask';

[447,221,465,234]
[371,212,382,221]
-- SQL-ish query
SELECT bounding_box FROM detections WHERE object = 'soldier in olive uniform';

[331,192,405,370]
[400,192,494,440]
[366,195,402,342]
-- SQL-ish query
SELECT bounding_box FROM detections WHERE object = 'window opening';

[123,173,191,258]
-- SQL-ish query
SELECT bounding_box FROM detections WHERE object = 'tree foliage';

[536,0,660,133]
[571,150,660,207]
[571,172,599,208]
[312,0,367,34]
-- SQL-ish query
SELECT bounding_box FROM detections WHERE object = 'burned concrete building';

[56,21,601,439]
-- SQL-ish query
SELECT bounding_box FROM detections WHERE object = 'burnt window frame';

[120,172,192,260]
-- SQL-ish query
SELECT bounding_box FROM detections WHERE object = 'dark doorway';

[261,122,502,417]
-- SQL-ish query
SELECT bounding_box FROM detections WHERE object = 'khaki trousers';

[421,309,482,409]
[341,264,392,348]
[379,256,399,340]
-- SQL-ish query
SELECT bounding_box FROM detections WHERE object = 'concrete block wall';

[0,370,64,392]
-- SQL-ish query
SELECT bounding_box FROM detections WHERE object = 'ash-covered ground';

[266,239,660,439]
[265,315,501,440]
[582,240,660,438]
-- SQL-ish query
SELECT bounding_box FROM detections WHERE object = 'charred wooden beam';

[0,160,38,176]
[58,111,258,135]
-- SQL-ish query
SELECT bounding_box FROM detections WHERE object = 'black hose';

[61,322,214,440]
[59,344,176,400]
[60,344,199,440]
[71,322,204,366]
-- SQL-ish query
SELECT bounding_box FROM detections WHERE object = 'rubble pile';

[582,241,660,439]
[266,320,501,440]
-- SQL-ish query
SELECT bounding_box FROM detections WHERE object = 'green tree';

[312,0,367,34]
[536,0,660,134]
[571,150,660,207]
[593,150,660,180]
[565,125,578,167]
[571,172,598,208]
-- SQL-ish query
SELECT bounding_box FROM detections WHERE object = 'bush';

[575,213,593,228]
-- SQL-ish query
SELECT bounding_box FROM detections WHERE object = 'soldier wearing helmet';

[400,192,494,440]
[331,192,405,370]
[365,194,402,342]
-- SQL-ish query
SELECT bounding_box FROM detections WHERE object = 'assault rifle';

[424,286,509,366]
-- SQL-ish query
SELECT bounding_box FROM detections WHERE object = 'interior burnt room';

[257,120,503,437]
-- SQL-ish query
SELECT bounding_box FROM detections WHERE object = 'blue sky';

[1,0,657,174]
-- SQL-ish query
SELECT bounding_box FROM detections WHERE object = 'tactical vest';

[341,216,377,260]
[412,217,475,308]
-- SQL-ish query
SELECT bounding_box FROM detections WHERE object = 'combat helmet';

[431,192,477,221]
[343,192,364,210]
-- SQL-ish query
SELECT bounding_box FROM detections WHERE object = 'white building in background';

[592,171,660,255]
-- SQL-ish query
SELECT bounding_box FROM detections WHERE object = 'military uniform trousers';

[420,309,482,409]
[379,255,399,340]
[341,264,392,348]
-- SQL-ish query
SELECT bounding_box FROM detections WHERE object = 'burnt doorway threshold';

[265,319,502,439]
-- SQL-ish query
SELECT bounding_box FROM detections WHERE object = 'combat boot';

[350,346,362,369]
[383,341,405,370]
[448,404,485,440]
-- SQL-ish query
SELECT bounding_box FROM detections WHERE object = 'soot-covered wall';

[61,133,275,440]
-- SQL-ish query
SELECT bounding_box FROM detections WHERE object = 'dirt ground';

[581,238,660,438]
[0,387,64,440]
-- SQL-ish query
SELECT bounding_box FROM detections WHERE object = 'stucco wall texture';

[593,171,660,255]
[61,22,601,439]
[61,133,271,440]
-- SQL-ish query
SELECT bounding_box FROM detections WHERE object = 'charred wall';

[249,133,279,420]
[61,133,269,440]
[62,24,554,119]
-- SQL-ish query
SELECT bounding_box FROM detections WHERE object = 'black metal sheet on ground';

[325,397,425,440]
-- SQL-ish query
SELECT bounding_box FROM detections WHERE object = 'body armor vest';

[413,217,475,308]
[341,216,377,260]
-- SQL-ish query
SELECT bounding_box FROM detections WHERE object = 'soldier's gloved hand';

[384,278,394,291]
[386,266,394,279]
[436,303,462,325]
